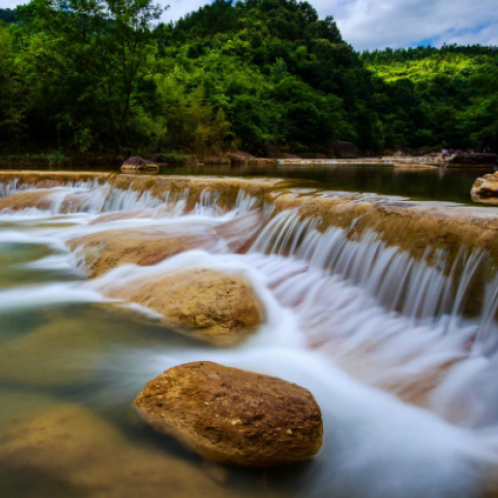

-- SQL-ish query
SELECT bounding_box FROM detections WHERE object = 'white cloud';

[3,0,498,50]
[313,0,498,50]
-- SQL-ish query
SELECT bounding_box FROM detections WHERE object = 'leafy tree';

[15,0,165,153]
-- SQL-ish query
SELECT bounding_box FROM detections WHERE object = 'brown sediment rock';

[268,191,498,269]
[121,156,159,173]
[134,361,323,466]
[0,188,93,213]
[99,268,265,346]
[3,171,498,269]
[67,211,263,278]
[67,227,219,278]
[107,174,277,212]
[0,171,111,190]
[0,403,241,498]
[471,172,498,205]
[0,308,158,388]
[0,189,55,211]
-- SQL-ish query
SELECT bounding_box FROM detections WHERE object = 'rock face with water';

[134,361,323,466]
[67,212,262,278]
[471,172,498,205]
[0,188,89,213]
[100,268,264,346]
[67,227,219,277]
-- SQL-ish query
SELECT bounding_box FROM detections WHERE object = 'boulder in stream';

[121,156,159,173]
[471,172,498,205]
[99,267,265,346]
[134,361,323,466]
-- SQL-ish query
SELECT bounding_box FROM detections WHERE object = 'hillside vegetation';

[0,1,497,158]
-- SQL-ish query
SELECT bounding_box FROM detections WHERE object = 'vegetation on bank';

[0,1,497,160]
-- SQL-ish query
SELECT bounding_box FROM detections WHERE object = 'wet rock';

[67,227,219,278]
[99,268,265,346]
[134,361,323,466]
[0,188,94,213]
[471,172,498,205]
[68,212,262,278]
[121,156,159,173]
[446,153,497,168]
[0,314,119,388]
[0,403,237,498]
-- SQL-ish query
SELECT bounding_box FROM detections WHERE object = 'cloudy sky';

[3,0,498,51]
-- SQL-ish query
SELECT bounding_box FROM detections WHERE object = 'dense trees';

[0,1,497,157]
[363,45,498,150]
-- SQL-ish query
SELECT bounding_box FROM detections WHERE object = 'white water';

[1,177,498,497]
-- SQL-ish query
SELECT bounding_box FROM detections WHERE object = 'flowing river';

[1,167,498,498]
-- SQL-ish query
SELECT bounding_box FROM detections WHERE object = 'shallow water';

[1,171,498,497]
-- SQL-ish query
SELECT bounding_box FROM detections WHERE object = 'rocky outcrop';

[0,189,55,211]
[268,191,498,269]
[67,227,220,278]
[0,403,238,498]
[121,156,159,173]
[471,172,498,205]
[446,153,497,168]
[98,268,265,346]
[4,171,498,269]
[67,211,262,278]
[134,361,323,466]
[0,188,91,213]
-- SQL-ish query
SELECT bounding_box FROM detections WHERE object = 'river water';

[1,166,498,498]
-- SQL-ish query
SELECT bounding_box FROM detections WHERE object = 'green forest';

[0,0,497,158]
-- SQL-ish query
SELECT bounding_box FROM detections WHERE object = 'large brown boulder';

[134,362,323,466]
[446,153,497,168]
[98,268,264,346]
[471,172,498,205]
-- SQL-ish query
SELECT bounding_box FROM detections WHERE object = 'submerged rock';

[121,156,159,173]
[99,268,265,346]
[134,361,323,466]
[0,403,238,498]
[471,172,498,205]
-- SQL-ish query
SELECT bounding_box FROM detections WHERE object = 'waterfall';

[2,173,498,497]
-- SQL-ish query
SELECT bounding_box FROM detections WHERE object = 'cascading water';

[1,173,498,498]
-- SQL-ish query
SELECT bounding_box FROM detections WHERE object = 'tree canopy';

[0,0,497,156]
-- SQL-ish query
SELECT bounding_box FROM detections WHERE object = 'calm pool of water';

[159,163,490,205]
